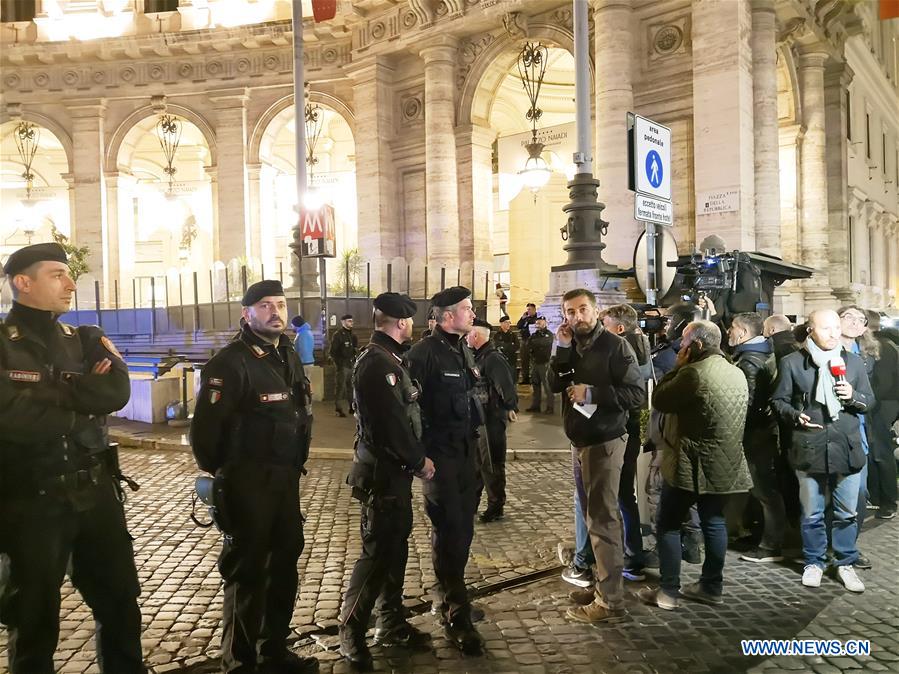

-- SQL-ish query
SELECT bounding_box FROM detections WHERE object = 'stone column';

[751,0,781,256]
[824,61,854,302]
[692,0,756,251]
[798,49,835,310]
[246,162,262,266]
[347,58,396,293]
[66,99,108,306]
[103,171,122,307]
[593,0,637,267]
[209,88,250,265]
[455,123,495,296]
[421,39,461,289]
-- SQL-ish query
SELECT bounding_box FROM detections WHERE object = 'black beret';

[373,292,417,319]
[291,315,306,328]
[3,242,68,277]
[536,315,547,321]
[472,318,493,329]
[340,314,353,320]
[430,285,471,307]
[499,315,511,323]
[241,279,285,306]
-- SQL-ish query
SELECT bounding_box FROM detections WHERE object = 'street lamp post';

[556,0,617,273]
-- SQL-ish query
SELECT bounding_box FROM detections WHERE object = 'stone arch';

[248,91,356,166]
[105,103,217,174]
[776,45,801,126]
[458,23,589,127]
[0,109,73,175]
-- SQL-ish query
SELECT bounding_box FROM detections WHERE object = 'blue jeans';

[796,470,860,568]
[656,484,728,596]
[856,461,868,531]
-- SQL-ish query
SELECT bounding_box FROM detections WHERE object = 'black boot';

[372,621,432,649]
[258,650,320,674]
[444,614,485,656]
[338,628,374,672]
[478,506,504,523]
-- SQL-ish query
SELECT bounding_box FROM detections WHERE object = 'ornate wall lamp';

[155,112,196,254]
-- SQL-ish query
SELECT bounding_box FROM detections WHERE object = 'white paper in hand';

[573,403,597,419]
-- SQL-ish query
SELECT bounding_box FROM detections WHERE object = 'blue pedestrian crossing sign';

[646,150,663,189]
[632,115,671,201]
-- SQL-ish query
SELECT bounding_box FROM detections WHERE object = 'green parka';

[652,350,752,494]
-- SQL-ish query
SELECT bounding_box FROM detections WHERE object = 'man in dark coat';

[339,293,435,671]
[729,313,785,563]
[549,289,646,624]
[191,280,317,674]
[330,314,358,417]
[466,319,518,523]
[492,315,520,374]
[863,310,898,520]
[771,310,873,594]
[0,243,145,674]
[406,287,485,654]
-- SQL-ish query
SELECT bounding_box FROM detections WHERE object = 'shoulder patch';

[208,377,224,387]
[100,335,123,359]
[385,373,397,386]
[209,390,222,405]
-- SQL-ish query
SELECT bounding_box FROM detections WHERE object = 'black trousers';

[868,400,899,512]
[422,441,481,621]
[0,478,145,674]
[340,488,413,636]
[218,463,304,673]
[481,416,508,510]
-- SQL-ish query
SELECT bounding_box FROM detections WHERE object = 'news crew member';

[549,289,646,624]
[0,243,145,674]
[191,280,317,674]
[771,310,873,593]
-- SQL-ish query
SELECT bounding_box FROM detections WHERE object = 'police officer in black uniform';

[330,313,358,417]
[466,319,518,523]
[0,243,145,674]
[406,286,485,655]
[338,293,436,670]
[526,316,555,413]
[492,315,520,373]
[190,280,317,674]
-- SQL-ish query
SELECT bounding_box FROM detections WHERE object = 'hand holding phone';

[557,319,573,347]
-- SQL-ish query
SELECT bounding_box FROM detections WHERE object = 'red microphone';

[829,357,847,385]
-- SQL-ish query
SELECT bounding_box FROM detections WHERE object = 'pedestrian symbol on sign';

[646,150,663,189]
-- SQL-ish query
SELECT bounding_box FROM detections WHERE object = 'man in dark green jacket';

[638,319,751,612]
[549,289,646,624]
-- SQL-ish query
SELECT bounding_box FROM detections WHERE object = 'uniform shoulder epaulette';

[2,321,22,340]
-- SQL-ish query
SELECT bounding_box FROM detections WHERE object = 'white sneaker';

[837,565,865,593]
[802,564,824,587]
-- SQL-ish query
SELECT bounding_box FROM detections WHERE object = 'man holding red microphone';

[771,309,874,593]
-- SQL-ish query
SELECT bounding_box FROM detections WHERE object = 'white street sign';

[634,194,673,226]
[634,115,671,201]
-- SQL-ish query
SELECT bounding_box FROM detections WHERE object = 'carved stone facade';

[0,0,896,317]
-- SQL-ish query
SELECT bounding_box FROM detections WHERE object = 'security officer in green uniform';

[190,280,317,674]
[0,242,145,674]
[406,286,485,655]
[338,293,436,671]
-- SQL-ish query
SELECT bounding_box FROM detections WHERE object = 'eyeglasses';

[840,314,868,325]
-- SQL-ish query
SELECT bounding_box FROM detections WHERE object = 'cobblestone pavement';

[0,450,896,673]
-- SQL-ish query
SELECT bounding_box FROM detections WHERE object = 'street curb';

[111,431,570,461]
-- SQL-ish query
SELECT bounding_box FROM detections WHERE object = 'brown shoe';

[568,588,595,605]
[566,600,627,624]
